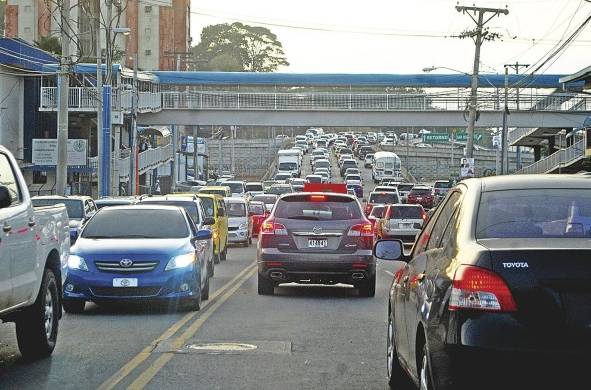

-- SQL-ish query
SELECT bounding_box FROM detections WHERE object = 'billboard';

[32,139,87,166]
[460,157,475,178]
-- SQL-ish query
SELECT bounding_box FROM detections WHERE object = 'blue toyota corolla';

[62,205,212,313]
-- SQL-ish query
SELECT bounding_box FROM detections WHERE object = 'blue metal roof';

[151,71,583,89]
[0,38,57,71]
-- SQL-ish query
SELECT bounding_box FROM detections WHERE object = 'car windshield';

[249,204,266,215]
[268,186,292,195]
[245,183,263,192]
[434,182,450,189]
[32,198,84,219]
[82,209,189,239]
[141,200,200,224]
[279,162,298,171]
[390,206,422,219]
[275,195,362,220]
[476,189,591,239]
[369,193,399,204]
[226,202,247,217]
[199,197,215,217]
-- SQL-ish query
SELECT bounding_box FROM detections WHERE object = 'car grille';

[90,287,161,298]
[95,261,159,273]
[228,226,239,231]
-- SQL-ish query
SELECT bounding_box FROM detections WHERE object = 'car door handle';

[2,224,12,233]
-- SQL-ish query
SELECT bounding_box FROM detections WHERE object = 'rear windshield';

[245,183,263,192]
[199,189,227,197]
[279,162,298,171]
[226,182,245,194]
[141,200,200,224]
[370,206,385,218]
[346,175,362,181]
[314,161,330,168]
[390,206,422,219]
[307,176,322,183]
[434,181,450,189]
[268,186,292,195]
[82,209,189,239]
[253,195,278,204]
[410,188,432,195]
[477,189,591,239]
[369,193,399,204]
[32,199,84,219]
[275,196,362,220]
[199,197,215,217]
[398,184,414,192]
[226,202,247,217]
[249,203,266,215]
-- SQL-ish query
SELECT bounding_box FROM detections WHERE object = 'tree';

[34,36,62,55]
[190,22,289,72]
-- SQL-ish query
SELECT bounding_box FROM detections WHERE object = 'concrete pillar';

[548,137,556,155]
[534,145,542,162]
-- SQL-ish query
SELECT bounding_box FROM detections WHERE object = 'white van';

[277,149,301,177]
[225,197,251,246]
[372,151,401,183]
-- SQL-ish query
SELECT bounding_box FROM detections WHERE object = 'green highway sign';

[455,132,483,142]
[422,133,449,143]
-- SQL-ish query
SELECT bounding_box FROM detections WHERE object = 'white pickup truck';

[0,146,70,359]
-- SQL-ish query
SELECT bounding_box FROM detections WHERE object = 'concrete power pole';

[505,62,530,170]
[96,0,104,197]
[56,0,71,195]
[501,66,509,175]
[456,4,509,159]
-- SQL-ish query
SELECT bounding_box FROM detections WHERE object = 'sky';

[189,0,591,75]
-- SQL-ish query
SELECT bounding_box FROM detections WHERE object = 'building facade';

[4,0,191,71]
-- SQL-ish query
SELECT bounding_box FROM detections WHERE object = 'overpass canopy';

[152,71,583,89]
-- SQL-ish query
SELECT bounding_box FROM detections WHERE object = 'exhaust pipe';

[352,272,365,280]
[270,271,284,279]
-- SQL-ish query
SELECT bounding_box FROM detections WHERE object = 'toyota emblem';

[312,226,322,235]
[119,259,133,268]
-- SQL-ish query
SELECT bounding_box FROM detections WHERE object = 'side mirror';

[84,211,96,222]
[0,186,11,209]
[194,229,212,241]
[203,217,215,226]
[374,239,404,261]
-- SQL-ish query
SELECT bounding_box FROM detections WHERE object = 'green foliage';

[190,22,289,72]
[34,36,62,55]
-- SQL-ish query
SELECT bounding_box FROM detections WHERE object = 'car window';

[369,193,399,204]
[82,209,189,239]
[390,206,422,220]
[0,153,21,205]
[32,199,84,219]
[200,197,215,218]
[226,202,246,217]
[275,195,362,221]
[439,209,460,249]
[141,200,200,224]
[217,200,226,217]
[427,192,461,250]
[370,206,385,218]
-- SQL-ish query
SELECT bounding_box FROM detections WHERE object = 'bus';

[372,151,401,183]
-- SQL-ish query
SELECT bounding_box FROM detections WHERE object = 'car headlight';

[165,252,197,271]
[68,255,88,271]
[239,223,247,230]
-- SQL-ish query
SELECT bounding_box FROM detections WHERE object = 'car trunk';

[478,239,591,348]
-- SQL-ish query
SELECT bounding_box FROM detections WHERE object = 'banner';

[460,157,475,178]
[32,139,87,166]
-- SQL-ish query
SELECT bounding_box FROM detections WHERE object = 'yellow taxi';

[198,186,231,198]
[194,193,229,262]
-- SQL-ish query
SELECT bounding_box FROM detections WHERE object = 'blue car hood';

[72,238,191,256]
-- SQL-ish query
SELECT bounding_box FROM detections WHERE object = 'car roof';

[101,205,185,212]
[469,174,591,192]
[224,197,247,204]
[33,195,89,201]
[201,186,230,190]
[411,186,432,190]
[141,196,197,203]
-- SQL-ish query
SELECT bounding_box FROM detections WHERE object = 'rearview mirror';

[374,240,404,261]
[0,186,11,209]
[203,217,215,226]
[194,229,212,241]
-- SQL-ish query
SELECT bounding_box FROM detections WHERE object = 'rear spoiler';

[303,183,348,194]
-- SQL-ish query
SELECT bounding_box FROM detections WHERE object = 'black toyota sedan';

[376,175,591,390]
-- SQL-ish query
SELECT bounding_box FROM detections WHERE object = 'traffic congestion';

[0,128,588,390]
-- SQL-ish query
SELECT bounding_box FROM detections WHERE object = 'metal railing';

[87,144,173,178]
[39,87,162,113]
[516,139,585,174]
[161,91,591,112]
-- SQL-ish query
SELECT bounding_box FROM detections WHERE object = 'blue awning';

[0,38,58,72]
[151,71,584,89]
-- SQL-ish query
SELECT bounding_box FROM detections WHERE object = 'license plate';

[398,223,412,229]
[308,239,328,248]
[113,278,138,287]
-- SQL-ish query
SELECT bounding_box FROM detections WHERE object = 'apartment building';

[4,0,191,71]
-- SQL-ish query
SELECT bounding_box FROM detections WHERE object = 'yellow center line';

[127,267,257,390]
[98,263,256,390]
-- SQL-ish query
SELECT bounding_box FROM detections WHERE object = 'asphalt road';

[0,148,407,390]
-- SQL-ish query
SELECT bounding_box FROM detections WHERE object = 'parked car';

[32,195,97,244]
[248,201,269,238]
[257,192,375,296]
[225,197,252,246]
[406,186,435,209]
[63,205,213,313]
[0,146,70,359]
[378,175,591,390]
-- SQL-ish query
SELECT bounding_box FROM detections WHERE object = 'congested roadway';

[0,151,405,390]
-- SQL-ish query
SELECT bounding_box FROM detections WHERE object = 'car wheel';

[213,247,221,264]
[387,311,410,389]
[184,288,202,312]
[221,241,228,261]
[63,299,85,314]
[358,275,376,297]
[201,273,210,300]
[419,344,433,390]
[257,273,274,295]
[15,268,59,359]
[208,258,215,277]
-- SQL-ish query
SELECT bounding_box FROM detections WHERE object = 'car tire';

[358,275,376,297]
[418,344,434,390]
[63,299,85,314]
[257,273,274,295]
[15,268,59,360]
[387,311,411,389]
[201,273,210,300]
[213,247,221,264]
[221,241,228,261]
[184,287,202,312]
[208,258,215,277]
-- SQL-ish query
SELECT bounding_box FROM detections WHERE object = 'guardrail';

[516,139,585,174]
[161,91,591,112]
[88,144,173,178]
[39,87,162,113]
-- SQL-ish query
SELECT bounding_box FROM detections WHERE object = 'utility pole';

[171,57,181,190]
[96,0,104,197]
[129,53,138,195]
[56,0,71,196]
[231,126,237,174]
[501,66,509,174]
[456,4,509,159]
[193,126,198,180]
[505,62,530,170]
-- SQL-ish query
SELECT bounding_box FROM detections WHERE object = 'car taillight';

[449,265,517,312]
[260,220,287,235]
[348,223,373,237]
[421,210,428,221]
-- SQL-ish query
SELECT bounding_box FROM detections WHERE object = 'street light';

[112,27,131,35]
[422,66,470,75]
